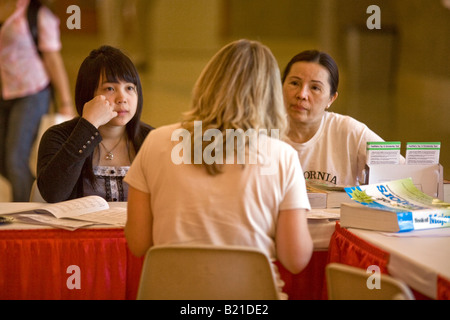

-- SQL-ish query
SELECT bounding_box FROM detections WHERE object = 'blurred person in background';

[0,0,75,201]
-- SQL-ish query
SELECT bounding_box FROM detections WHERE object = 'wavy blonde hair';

[182,39,288,175]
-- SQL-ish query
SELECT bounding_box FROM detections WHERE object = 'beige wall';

[2,0,447,200]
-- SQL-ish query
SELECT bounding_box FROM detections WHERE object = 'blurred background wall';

[37,0,450,180]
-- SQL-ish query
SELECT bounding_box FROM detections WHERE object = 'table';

[0,227,143,300]
[275,219,335,300]
[328,223,450,300]
[0,203,336,300]
[7,203,448,300]
[0,202,143,300]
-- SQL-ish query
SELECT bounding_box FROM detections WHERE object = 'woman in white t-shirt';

[125,39,313,299]
[282,50,384,186]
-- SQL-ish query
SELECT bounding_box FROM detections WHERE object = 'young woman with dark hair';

[37,45,153,203]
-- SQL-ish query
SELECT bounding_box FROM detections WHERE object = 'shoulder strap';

[27,0,42,56]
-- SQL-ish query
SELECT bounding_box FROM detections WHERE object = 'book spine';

[398,210,450,232]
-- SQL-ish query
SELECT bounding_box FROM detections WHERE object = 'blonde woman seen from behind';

[125,39,313,299]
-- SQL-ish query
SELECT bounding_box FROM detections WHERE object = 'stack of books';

[307,181,352,209]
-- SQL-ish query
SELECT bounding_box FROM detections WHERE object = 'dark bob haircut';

[282,50,339,97]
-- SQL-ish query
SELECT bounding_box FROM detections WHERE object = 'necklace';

[100,136,123,160]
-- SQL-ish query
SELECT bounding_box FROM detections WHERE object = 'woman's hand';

[82,95,118,128]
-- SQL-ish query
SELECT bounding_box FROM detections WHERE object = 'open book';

[341,178,450,232]
[1,196,127,231]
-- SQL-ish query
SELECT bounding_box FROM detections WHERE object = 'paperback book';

[342,178,450,232]
[307,181,352,208]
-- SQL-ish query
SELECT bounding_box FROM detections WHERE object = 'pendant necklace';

[100,136,123,161]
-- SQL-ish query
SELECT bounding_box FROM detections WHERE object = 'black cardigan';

[37,117,153,203]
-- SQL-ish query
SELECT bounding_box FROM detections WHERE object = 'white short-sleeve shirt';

[285,112,384,186]
[125,123,311,296]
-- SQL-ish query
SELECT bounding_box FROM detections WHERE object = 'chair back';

[0,175,12,202]
[326,262,415,300]
[137,245,280,300]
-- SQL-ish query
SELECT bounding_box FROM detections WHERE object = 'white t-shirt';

[124,123,311,297]
[285,112,384,186]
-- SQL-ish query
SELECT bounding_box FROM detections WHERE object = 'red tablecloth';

[5,224,448,300]
[327,223,390,273]
[0,227,329,300]
[275,251,328,300]
[327,223,450,300]
[0,228,143,300]
[438,276,450,300]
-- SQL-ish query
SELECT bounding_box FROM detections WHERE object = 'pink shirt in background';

[0,0,61,100]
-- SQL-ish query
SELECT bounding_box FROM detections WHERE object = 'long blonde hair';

[182,39,288,175]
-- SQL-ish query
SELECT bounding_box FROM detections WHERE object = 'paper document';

[405,142,440,165]
[35,196,110,219]
[307,209,340,220]
[73,207,126,226]
[1,196,127,230]
[366,141,401,165]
